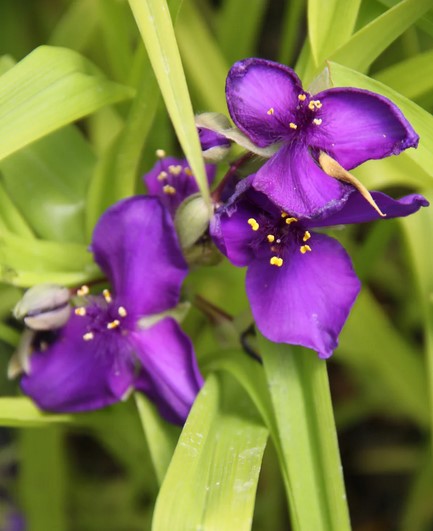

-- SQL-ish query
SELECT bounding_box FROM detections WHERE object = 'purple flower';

[226,58,419,218]
[211,180,428,358]
[144,156,216,216]
[21,197,203,425]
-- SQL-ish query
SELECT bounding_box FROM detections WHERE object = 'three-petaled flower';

[21,196,203,424]
[211,179,428,358]
[226,58,419,218]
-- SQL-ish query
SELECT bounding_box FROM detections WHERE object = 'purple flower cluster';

[16,57,428,422]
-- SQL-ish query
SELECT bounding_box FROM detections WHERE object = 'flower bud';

[174,193,212,249]
[198,126,231,163]
[13,283,71,330]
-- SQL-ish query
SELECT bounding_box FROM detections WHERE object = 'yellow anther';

[289,122,298,129]
[247,218,260,231]
[157,171,168,181]
[77,285,89,297]
[267,234,275,243]
[298,94,307,101]
[155,149,166,158]
[83,332,94,341]
[281,212,288,218]
[267,107,274,115]
[300,245,312,254]
[75,307,86,317]
[118,306,127,317]
[314,100,322,109]
[303,230,311,242]
[285,217,298,225]
[313,118,322,125]
[103,289,112,303]
[163,184,176,195]
[185,168,193,176]
[168,164,182,176]
[270,256,284,267]
[107,319,120,330]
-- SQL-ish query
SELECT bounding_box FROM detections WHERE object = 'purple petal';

[315,88,419,169]
[144,157,216,216]
[132,317,203,425]
[198,127,231,151]
[226,58,303,147]
[252,144,352,218]
[20,315,135,412]
[309,191,429,228]
[247,233,361,358]
[91,196,187,317]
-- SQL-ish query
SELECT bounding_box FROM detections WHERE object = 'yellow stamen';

[168,164,182,176]
[298,94,306,101]
[267,107,274,115]
[118,306,127,317]
[155,149,166,158]
[314,100,322,109]
[185,168,193,176]
[281,212,288,218]
[267,234,275,243]
[77,285,89,297]
[270,256,284,267]
[163,184,176,195]
[83,332,94,341]
[103,289,112,303]
[247,218,260,231]
[303,230,311,242]
[285,217,298,225]
[157,171,168,181]
[300,245,312,254]
[75,307,86,316]
[107,320,120,330]
[289,122,298,129]
[313,118,322,125]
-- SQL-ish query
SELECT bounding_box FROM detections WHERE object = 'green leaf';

[128,0,211,206]
[152,373,268,531]
[0,322,20,347]
[20,427,67,531]
[0,125,95,243]
[0,180,35,238]
[329,0,433,73]
[328,62,433,184]
[134,393,180,485]
[0,45,133,162]
[177,0,228,114]
[0,230,99,287]
[338,289,429,427]
[278,0,305,65]
[217,0,268,64]
[374,49,433,100]
[400,190,433,435]
[308,0,361,65]
[258,336,350,531]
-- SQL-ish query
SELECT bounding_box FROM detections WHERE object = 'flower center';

[74,286,130,341]
[266,92,323,135]
[247,211,312,267]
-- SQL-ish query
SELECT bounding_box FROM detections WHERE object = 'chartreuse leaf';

[374,49,433,100]
[135,393,180,485]
[0,125,95,243]
[0,46,133,162]
[400,190,433,435]
[338,290,429,427]
[176,0,228,114]
[279,0,305,65]
[328,62,433,184]
[0,180,34,238]
[152,373,268,531]
[329,0,433,73]
[0,230,99,287]
[258,336,350,531]
[217,0,267,64]
[128,0,211,206]
[0,398,73,427]
[308,0,361,65]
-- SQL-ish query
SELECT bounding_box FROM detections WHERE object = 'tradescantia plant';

[1,1,433,531]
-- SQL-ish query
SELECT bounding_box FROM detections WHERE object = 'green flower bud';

[14,283,71,331]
